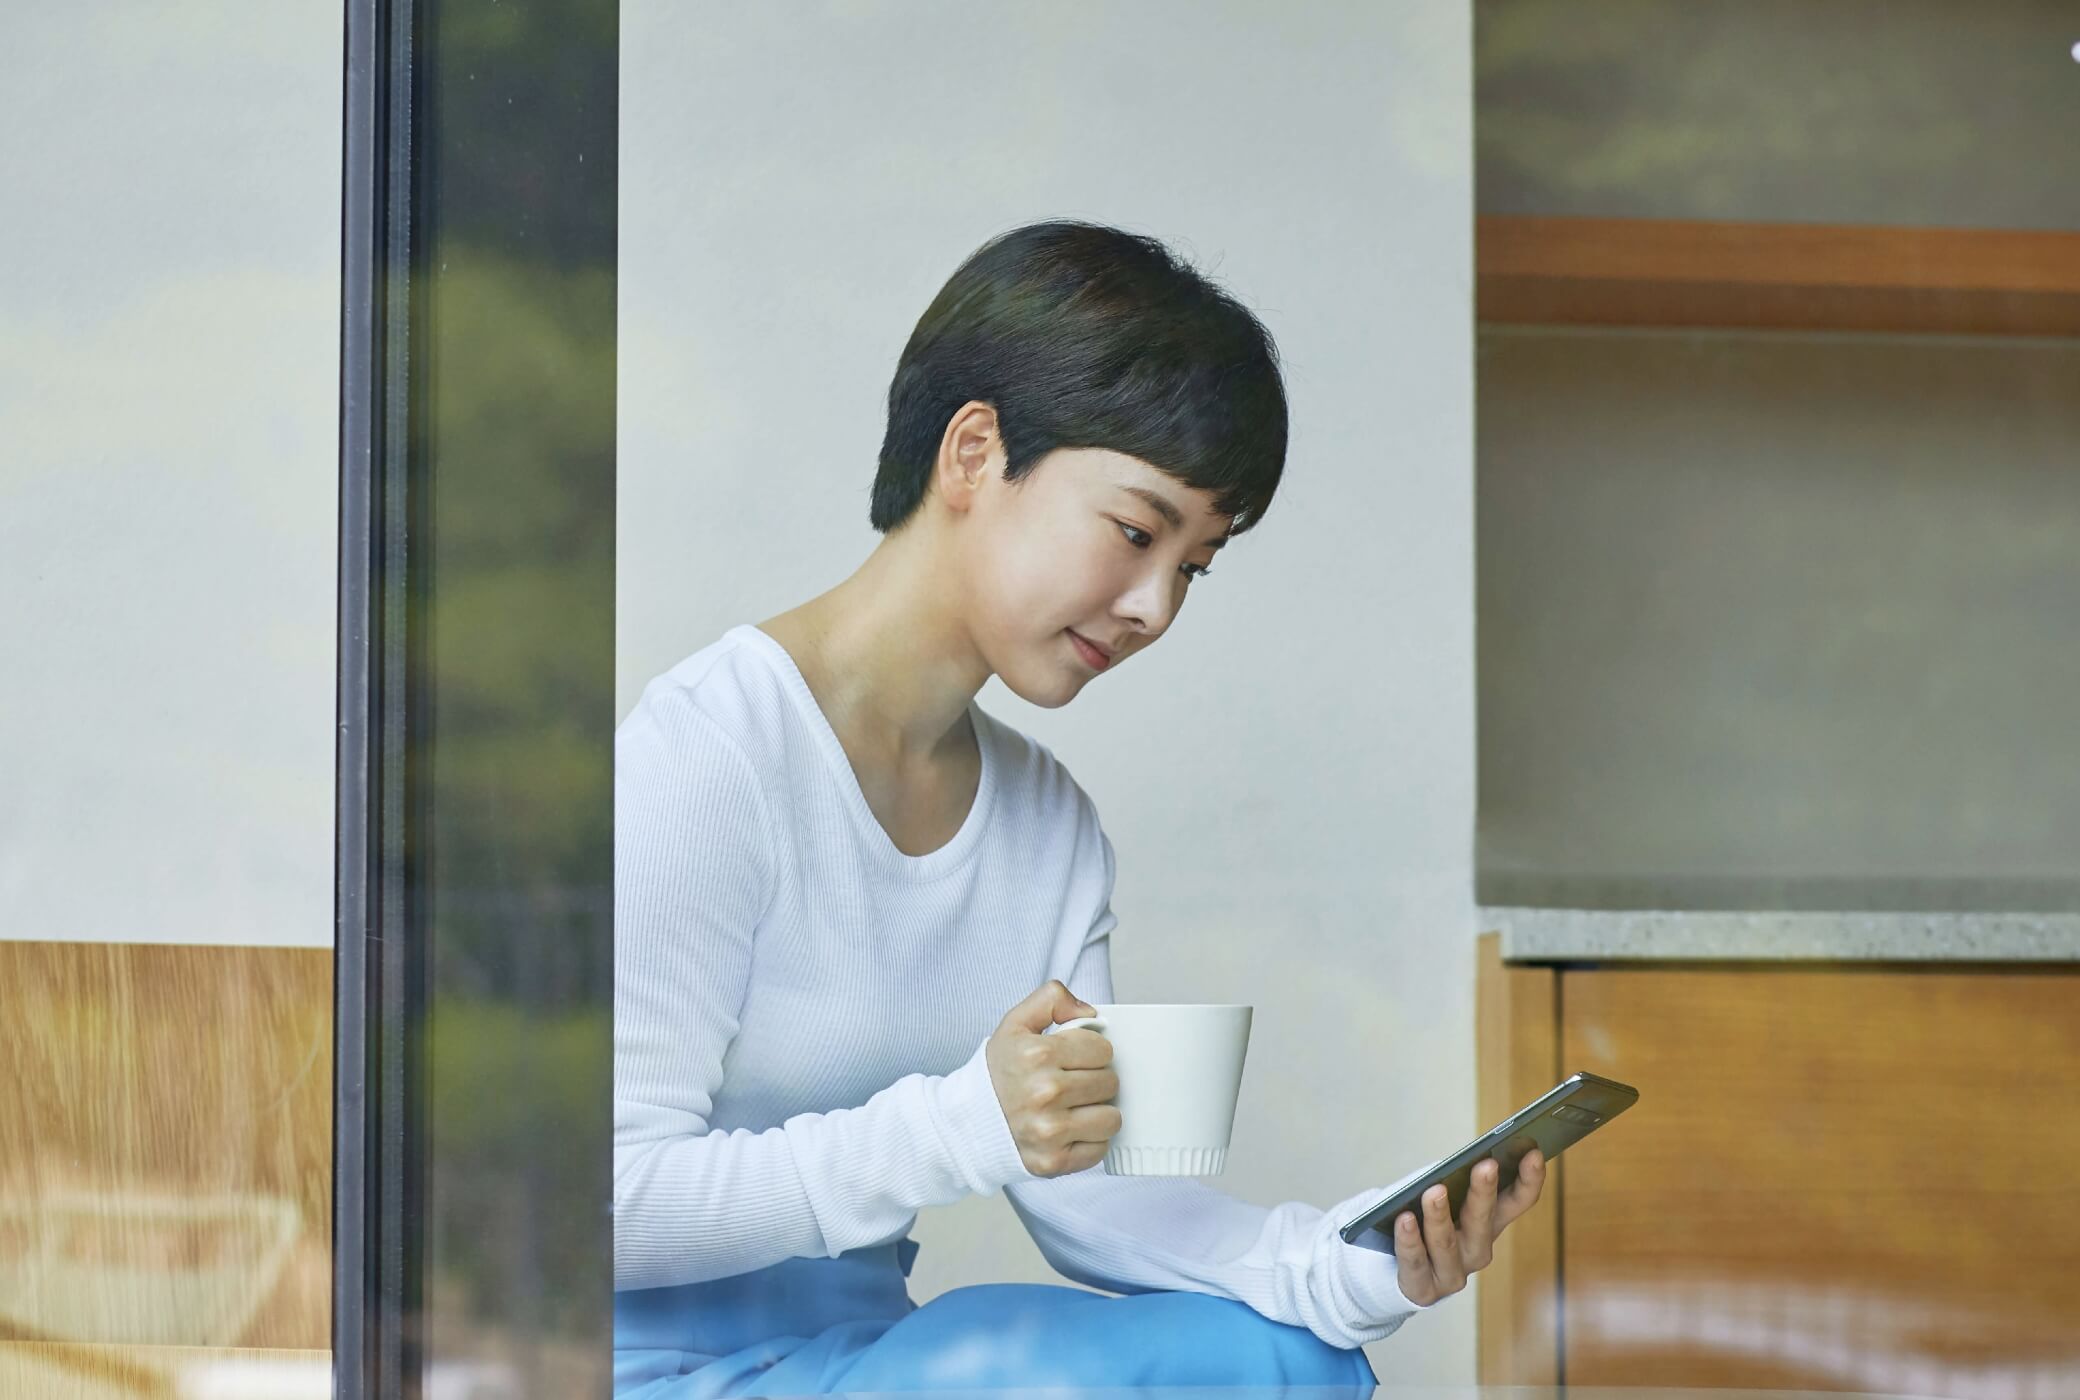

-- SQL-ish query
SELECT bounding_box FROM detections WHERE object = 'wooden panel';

[1474,931,1560,1384]
[1478,215,2080,337]
[1560,965,2080,1393]
[0,943,332,1350]
[0,1343,328,1400]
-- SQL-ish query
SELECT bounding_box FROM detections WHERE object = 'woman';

[612,220,1544,1397]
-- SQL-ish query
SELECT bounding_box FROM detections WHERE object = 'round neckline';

[731,623,997,880]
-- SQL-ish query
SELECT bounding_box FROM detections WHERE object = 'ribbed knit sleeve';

[998,831,1434,1351]
[612,687,1033,1291]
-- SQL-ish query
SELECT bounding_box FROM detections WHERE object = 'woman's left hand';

[1390,1150,1544,1306]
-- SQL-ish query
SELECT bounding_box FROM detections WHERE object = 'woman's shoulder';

[618,624,792,779]
[974,706,1103,834]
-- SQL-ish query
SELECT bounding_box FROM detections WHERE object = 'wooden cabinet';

[1478,214,2080,338]
[1475,933,2080,1392]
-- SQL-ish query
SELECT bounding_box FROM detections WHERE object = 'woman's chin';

[999,661,1088,710]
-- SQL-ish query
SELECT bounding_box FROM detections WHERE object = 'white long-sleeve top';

[613,622,1434,1350]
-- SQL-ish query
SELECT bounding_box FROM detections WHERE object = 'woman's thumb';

[1006,979,1092,1034]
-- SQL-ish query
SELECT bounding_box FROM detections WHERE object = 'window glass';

[1476,2,2080,1393]
[617,3,1476,1391]
[1475,0,2080,911]
[1478,0,2080,230]
[391,0,619,1393]
[0,4,339,1394]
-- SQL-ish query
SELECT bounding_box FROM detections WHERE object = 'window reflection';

[1475,0,2080,1393]
[0,3,339,1395]
[399,0,618,1389]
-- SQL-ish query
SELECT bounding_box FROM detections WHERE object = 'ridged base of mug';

[1102,1144,1228,1176]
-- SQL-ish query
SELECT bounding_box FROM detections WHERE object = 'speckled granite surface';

[1484,907,2080,962]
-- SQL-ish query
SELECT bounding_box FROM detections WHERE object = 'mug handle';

[1050,1014,1106,1035]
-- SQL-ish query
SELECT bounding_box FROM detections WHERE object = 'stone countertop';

[1484,906,2080,962]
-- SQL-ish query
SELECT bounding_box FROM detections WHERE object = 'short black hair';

[870,220,1288,538]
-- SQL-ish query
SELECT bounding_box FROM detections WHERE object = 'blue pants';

[615,1237,1379,1396]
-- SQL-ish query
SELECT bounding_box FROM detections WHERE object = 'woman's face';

[963,444,1232,708]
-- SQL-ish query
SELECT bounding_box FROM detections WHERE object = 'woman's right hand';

[984,980,1122,1178]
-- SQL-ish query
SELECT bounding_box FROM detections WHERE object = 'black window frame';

[336,0,617,1393]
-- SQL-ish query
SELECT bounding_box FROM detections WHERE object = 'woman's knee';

[1064,1288,1375,1388]
[1158,1293,1375,1387]
[856,1283,1375,1390]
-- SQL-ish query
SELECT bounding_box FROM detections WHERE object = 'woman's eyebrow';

[1118,485,1229,550]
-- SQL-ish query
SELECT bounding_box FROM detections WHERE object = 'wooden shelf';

[1477,214,2080,337]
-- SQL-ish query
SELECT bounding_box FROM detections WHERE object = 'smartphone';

[1336,1071,1639,1246]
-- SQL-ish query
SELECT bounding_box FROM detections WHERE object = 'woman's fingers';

[1060,1064,1121,1108]
[1495,1150,1545,1229]
[1064,1099,1123,1144]
[1390,1156,1549,1309]
[1457,1159,1500,1256]
[1393,1209,1438,1305]
[1419,1185,1467,1292]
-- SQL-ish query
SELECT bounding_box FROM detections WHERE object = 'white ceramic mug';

[1046,1003,1253,1175]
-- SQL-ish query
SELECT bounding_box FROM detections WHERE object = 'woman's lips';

[1068,630,1111,670]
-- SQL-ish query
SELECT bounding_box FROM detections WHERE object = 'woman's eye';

[1117,522,1212,581]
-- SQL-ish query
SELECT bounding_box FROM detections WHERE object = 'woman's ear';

[932,401,1000,517]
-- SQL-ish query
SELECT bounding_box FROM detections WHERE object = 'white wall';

[619,1,1478,1382]
[0,4,341,947]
